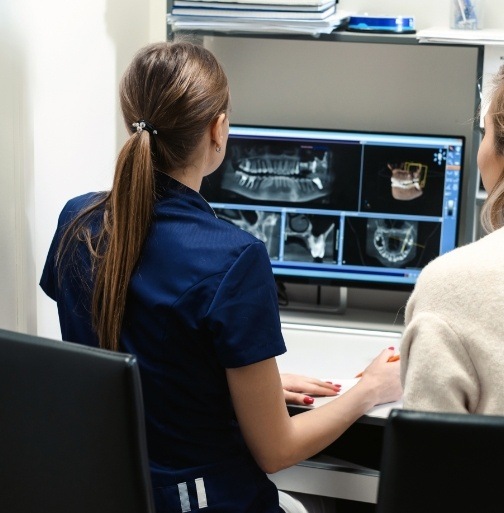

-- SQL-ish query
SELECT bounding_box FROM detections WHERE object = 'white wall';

[1,0,504,339]
[0,0,166,338]
[0,1,31,333]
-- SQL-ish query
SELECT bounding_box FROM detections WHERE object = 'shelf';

[168,23,488,47]
[168,26,421,45]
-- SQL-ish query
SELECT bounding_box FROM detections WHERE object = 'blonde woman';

[401,65,504,414]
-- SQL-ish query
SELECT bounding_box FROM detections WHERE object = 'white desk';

[269,314,404,504]
[277,318,403,417]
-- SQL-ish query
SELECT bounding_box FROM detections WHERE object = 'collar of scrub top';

[154,172,217,218]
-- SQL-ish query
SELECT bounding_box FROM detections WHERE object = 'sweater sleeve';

[400,310,479,413]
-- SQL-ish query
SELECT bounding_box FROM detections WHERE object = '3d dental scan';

[360,144,448,217]
[388,162,427,201]
[200,125,464,290]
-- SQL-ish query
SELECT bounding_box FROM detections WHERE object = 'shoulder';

[418,228,504,284]
[406,228,504,318]
[62,192,104,214]
[208,221,271,278]
[202,211,268,253]
[58,192,106,225]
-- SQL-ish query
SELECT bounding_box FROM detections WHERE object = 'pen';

[355,354,400,378]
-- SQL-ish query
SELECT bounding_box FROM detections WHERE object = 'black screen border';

[203,124,466,293]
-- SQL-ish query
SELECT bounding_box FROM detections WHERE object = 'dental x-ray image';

[366,218,418,267]
[222,140,333,203]
[343,216,441,269]
[283,213,338,264]
[214,208,282,260]
[201,138,362,211]
[360,145,446,217]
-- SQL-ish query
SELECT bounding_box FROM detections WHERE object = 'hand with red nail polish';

[355,347,400,378]
[281,373,341,406]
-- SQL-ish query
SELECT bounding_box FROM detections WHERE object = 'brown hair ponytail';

[57,41,229,351]
[92,130,154,350]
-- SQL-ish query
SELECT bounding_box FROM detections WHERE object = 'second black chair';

[376,408,504,513]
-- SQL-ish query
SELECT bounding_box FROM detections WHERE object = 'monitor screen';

[200,125,465,291]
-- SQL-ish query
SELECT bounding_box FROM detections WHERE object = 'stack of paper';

[168,0,352,36]
[417,27,504,45]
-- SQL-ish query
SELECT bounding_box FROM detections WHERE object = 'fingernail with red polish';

[388,346,395,350]
[303,396,314,405]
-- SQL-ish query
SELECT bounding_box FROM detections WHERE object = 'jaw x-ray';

[214,208,282,259]
[219,140,335,204]
[208,140,340,264]
[284,213,337,263]
[366,218,418,267]
[215,209,338,264]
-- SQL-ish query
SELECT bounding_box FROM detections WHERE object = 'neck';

[168,169,202,192]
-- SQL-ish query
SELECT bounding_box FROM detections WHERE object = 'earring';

[216,146,222,153]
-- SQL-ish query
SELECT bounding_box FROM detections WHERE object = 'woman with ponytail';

[41,41,401,513]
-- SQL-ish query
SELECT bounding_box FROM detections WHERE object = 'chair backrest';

[0,328,156,513]
[376,408,504,513]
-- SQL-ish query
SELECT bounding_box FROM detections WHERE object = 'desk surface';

[278,316,403,423]
[293,380,403,423]
[280,308,404,332]
[270,313,404,497]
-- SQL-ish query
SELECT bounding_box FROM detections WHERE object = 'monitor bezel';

[203,123,466,293]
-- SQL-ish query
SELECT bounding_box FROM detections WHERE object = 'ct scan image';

[201,137,362,211]
[360,145,447,217]
[283,213,339,264]
[214,208,281,260]
[342,216,442,269]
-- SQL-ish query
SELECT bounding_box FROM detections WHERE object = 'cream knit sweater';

[401,226,504,414]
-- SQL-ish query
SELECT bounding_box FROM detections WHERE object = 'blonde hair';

[480,64,504,233]
[58,41,229,350]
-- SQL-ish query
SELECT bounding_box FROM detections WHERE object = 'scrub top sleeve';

[206,241,286,368]
[39,210,68,301]
[39,194,92,301]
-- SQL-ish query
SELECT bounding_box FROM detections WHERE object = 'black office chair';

[376,408,504,513]
[0,328,156,513]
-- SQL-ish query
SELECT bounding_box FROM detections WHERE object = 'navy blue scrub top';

[40,174,287,513]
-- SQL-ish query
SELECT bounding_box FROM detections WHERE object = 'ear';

[210,112,227,148]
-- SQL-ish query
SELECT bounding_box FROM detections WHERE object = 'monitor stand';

[278,282,348,315]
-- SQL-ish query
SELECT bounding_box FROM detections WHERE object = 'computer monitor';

[201,124,465,291]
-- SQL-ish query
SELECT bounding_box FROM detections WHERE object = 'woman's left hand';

[280,373,341,406]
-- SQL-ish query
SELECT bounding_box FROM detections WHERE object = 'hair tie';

[132,120,158,135]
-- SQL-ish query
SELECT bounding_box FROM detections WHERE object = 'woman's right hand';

[357,348,403,406]
[226,351,402,474]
